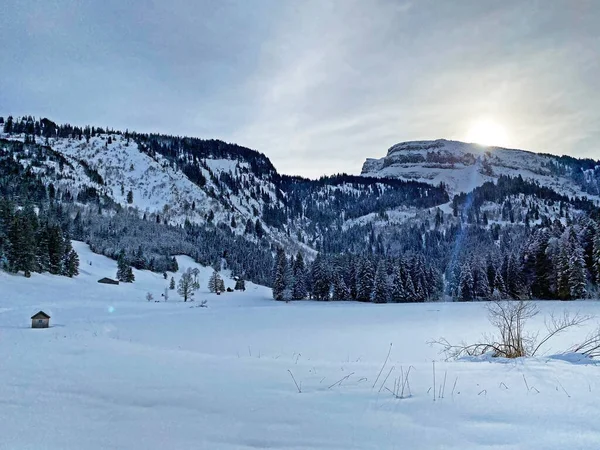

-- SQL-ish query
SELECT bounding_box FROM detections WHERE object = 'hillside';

[362,139,600,201]
[2,115,600,302]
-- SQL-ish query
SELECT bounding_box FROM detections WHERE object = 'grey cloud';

[1,0,598,177]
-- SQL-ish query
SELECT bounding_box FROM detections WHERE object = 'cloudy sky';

[2,0,598,178]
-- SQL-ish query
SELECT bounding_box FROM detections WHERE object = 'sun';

[465,119,509,147]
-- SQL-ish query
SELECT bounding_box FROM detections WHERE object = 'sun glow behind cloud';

[465,119,510,147]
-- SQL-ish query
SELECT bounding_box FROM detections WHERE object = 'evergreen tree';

[593,223,600,285]
[170,276,176,289]
[506,254,525,299]
[567,229,587,299]
[492,271,507,299]
[244,219,253,234]
[283,256,294,301]
[48,226,65,275]
[356,257,375,302]
[208,270,223,293]
[404,272,418,302]
[123,266,135,282]
[373,260,389,303]
[117,251,134,282]
[331,268,350,301]
[64,249,80,277]
[528,229,552,298]
[391,265,406,303]
[3,115,13,133]
[458,262,474,301]
[35,227,51,273]
[254,219,264,238]
[272,247,287,300]
[311,253,330,300]
[292,252,307,300]
[472,260,490,299]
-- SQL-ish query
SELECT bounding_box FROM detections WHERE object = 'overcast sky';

[2,0,599,178]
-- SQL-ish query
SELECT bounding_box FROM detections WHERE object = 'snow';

[362,139,600,205]
[2,243,600,449]
[1,132,289,243]
[204,158,247,175]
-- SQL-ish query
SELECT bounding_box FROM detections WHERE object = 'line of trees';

[0,200,79,277]
[272,250,442,303]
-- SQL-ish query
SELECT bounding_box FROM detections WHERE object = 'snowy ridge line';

[362,139,600,204]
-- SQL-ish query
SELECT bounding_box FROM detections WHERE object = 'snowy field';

[2,243,600,449]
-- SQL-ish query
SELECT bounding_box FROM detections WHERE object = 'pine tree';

[311,253,330,300]
[254,219,264,238]
[472,260,490,299]
[170,276,176,290]
[117,251,134,282]
[556,228,580,299]
[567,228,587,299]
[391,265,406,303]
[348,256,358,300]
[506,254,525,299]
[529,229,552,299]
[404,272,417,302]
[64,250,79,277]
[458,262,474,301]
[208,270,223,293]
[356,257,375,302]
[47,225,64,275]
[35,227,51,273]
[124,266,135,283]
[593,223,600,285]
[292,252,307,300]
[272,247,287,300]
[373,260,389,303]
[117,252,126,281]
[244,219,253,234]
[331,269,350,301]
[492,271,507,299]
[127,190,133,204]
[61,235,75,276]
[3,115,13,133]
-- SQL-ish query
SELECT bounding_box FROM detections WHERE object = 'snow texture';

[2,242,600,449]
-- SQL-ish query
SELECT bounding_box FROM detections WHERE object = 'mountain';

[0,116,448,254]
[2,115,600,302]
[361,139,600,201]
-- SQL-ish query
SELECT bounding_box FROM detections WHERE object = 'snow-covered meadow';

[2,243,600,449]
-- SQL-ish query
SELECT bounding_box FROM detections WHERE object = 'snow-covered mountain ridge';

[362,139,600,202]
[2,116,600,272]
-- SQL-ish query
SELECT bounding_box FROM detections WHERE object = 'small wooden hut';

[31,311,50,328]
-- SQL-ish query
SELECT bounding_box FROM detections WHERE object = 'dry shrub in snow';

[432,299,594,359]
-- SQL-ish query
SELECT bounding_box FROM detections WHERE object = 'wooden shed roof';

[31,311,51,319]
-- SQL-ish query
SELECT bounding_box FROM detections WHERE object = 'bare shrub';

[569,326,600,358]
[432,300,592,359]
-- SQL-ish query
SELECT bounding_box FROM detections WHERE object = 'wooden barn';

[31,311,50,328]
[98,277,119,285]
